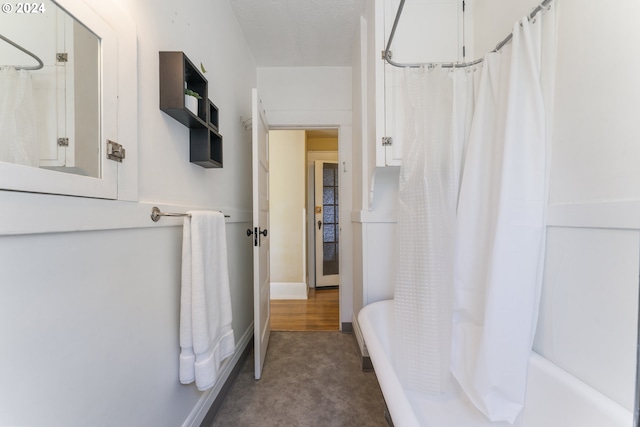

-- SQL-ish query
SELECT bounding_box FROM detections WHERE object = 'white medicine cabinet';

[0,0,137,200]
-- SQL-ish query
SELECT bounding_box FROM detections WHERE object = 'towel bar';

[151,206,229,222]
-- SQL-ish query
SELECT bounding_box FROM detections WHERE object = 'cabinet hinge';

[382,137,393,146]
[107,140,125,162]
[56,53,68,63]
[463,45,466,59]
[57,137,69,147]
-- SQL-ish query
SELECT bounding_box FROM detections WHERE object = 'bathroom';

[0,0,638,426]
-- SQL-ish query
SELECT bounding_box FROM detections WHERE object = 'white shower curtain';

[452,8,556,423]
[394,3,557,422]
[394,65,458,394]
[0,67,39,167]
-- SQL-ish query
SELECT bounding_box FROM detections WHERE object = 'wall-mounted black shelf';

[159,51,223,168]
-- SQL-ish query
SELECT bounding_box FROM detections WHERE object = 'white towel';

[179,211,235,391]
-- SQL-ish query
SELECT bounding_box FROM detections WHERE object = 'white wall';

[258,66,354,325]
[129,0,256,210]
[269,130,306,284]
[0,0,257,425]
[258,67,351,124]
[467,0,541,59]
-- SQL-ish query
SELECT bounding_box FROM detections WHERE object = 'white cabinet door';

[379,0,462,167]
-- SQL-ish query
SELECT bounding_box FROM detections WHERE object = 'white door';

[314,160,340,287]
[252,88,271,380]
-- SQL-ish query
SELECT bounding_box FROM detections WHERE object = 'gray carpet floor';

[210,331,389,427]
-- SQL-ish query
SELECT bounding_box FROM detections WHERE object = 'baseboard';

[198,335,253,427]
[270,282,308,299]
[352,314,373,371]
[181,324,254,427]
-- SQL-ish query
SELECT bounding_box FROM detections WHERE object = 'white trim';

[265,112,353,329]
[266,111,352,127]
[270,282,308,300]
[307,151,339,161]
[307,163,316,288]
[362,222,369,310]
[181,324,254,427]
[352,200,640,228]
[351,209,397,223]
[546,200,640,230]
[301,208,306,286]
[0,191,251,236]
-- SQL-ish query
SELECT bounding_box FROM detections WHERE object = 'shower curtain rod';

[383,0,554,69]
[0,34,44,70]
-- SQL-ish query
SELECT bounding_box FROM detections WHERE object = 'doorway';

[306,129,340,289]
[269,128,340,331]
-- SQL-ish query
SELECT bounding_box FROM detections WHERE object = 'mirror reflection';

[0,0,101,177]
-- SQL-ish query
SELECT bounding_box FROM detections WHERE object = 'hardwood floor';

[271,288,339,331]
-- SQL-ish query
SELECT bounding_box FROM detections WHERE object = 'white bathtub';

[358,300,633,427]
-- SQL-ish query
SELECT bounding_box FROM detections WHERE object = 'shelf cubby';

[208,100,219,131]
[189,128,223,168]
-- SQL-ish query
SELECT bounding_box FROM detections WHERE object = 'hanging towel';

[179,211,235,391]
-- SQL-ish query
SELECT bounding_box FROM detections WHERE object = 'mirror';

[0,0,101,178]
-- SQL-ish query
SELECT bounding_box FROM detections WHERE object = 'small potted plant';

[184,88,202,116]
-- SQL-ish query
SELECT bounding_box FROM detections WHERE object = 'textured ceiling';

[229,0,365,67]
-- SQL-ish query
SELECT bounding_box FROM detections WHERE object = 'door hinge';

[56,53,68,63]
[107,140,125,162]
[462,0,465,12]
[382,137,393,146]
[57,137,69,147]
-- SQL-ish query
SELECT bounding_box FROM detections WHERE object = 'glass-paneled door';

[314,161,339,287]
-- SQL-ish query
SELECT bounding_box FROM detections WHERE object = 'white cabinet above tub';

[374,0,462,167]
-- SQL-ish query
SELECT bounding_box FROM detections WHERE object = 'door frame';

[268,121,351,332]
